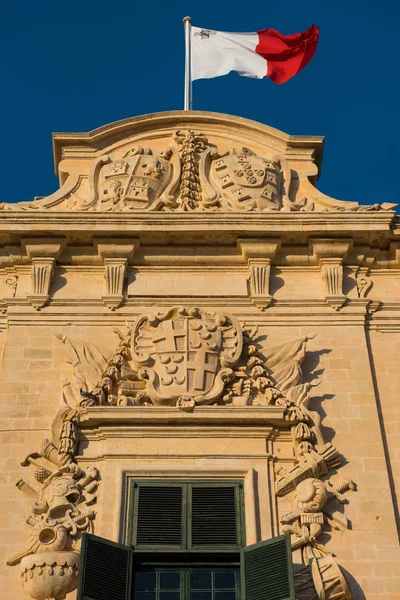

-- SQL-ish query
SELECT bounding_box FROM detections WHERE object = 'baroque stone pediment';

[1,111,396,213]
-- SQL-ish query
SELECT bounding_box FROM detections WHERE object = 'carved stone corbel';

[22,238,66,310]
[238,238,281,309]
[94,238,139,309]
[309,239,352,311]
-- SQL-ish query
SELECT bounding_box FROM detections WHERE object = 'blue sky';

[0,0,398,207]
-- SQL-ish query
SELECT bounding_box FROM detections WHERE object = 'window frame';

[126,479,245,553]
[132,564,242,600]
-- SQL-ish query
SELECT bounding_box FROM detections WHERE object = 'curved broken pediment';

[0,111,396,213]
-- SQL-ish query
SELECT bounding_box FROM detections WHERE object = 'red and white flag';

[191,25,319,84]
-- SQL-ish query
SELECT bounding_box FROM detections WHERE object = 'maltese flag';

[191,24,319,84]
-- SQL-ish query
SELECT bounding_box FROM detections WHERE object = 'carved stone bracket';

[238,238,281,309]
[94,237,139,310]
[310,239,352,311]
[102,258,127,310]
[22,238,66,310]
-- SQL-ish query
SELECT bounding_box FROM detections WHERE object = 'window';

[132,567,240,600]
[77,480,294,600]
[128,481,243,550]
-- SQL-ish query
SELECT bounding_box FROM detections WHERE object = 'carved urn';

[20,551,79,600]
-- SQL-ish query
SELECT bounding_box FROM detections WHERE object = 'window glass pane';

[214,572,236,589]
[134,593,156,600]
[159,593,181,600]
[190,572,212,590]
[160,572,181,590]
[191,593,212,600]
[215,593,236,600]
[134,572,157,590]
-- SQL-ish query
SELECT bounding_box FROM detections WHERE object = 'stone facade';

[0,111,399,600]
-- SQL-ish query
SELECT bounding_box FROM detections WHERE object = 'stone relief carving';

[7,338,101,599]
[268,339,355,600]
[98,146,177,211]
[355,267,373,298]
[131,306,243,406]
[8,308,355,600]
[283,477,354,600]
[2,130,395,213]
[210,149,306,212]
[5,274,18,296]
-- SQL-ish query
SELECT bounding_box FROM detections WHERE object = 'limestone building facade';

[0,111,399,600]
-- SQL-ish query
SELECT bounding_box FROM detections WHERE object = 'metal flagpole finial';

[183,16,193,111]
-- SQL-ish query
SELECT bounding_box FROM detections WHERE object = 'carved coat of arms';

[99,146,175,210]
[131,307,243,405]
[211,148,285,211]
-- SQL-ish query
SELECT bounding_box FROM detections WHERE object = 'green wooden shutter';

[133,483,185,548]
[77,533,133,600]
[190,484,240,548]
[242,534,295,600]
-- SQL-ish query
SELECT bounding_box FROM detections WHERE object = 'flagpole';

[183,16,192,110]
